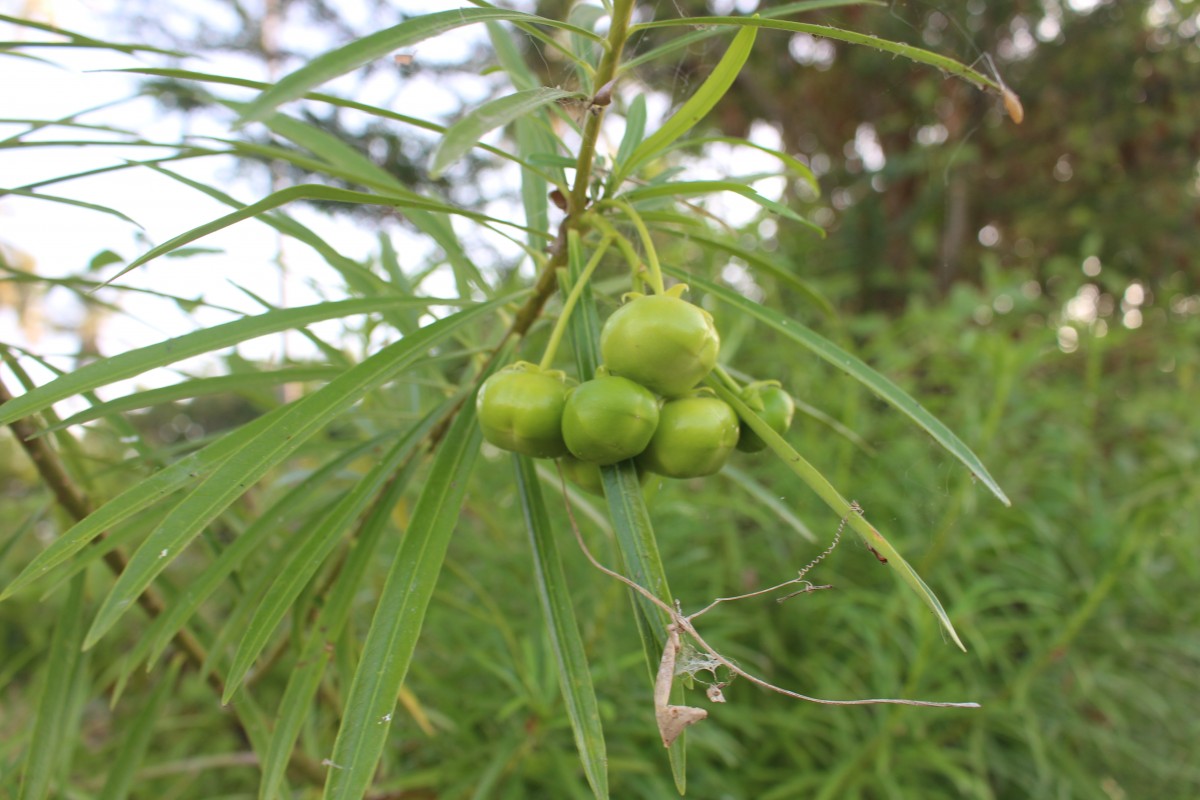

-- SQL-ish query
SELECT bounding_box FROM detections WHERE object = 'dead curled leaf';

[655,623,709,747]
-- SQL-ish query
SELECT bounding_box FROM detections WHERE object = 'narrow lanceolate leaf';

[323,391,484,800]
[0,406,289,601]
[622,179,824,236]
[598,462,688,793]
[614,93,647,176]
[0,297,442,427]
[17,574,85,800]
[621,3,882,73]
[628,16,1005,96]
[514,455,608,800]
[44,367,341,432]
[0,13,185,57]
[109,184,530,281]
[257,457,411,800]
[672,269,1010,506]
[615,25,756,187]
[110,436,385,699]
[657,135,820,194]
[97,658,180,800]
[236,8,603,126]
[0,188,143,227]
[430,88,582,178]
[222,425,430,702]
[711,382,968,652]
[82,298,511,650]
[665,228,833,317]
[722,465,816,543]
[515,115,552,251]
[561,237,688,792]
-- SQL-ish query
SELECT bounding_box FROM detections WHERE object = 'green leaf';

[516,115,552,251]
[116,67,554,180]
[0,187,143,227]
[42,367,341,433]
[672,269,1010,507]
[514,455,608,800]
[619,1,882,72]
[430,88,583,178]
[614,93,647,175]
[562,234,688,792]
[658,135,819,193]
[664,228,833,317]
[628,16,1005,96]
[0,13,185,57]
[0,406,289,601]
[0,297,444,428]
[257,451,411,800]
[598,461,689,792]
[144,165,400,311]
[711,380,968,651]
[17,573,85,800]
[222,421,433,702]
[112,432,402,693]
[82,297,513,650]
[722,464,816,543]
[97,658,180,800]
[622,179,824,236]
[323,384,484,800]
[236,8,602,126]
[110,184,540,281]
[614,25,757,187]
[486,21,539,91]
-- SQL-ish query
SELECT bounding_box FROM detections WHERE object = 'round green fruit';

[736,383,796,453]
[637,395,740,479]
[599,289,719,397]
[561,376,660,465]
[476,362,569,458]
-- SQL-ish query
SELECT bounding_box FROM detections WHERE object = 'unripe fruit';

[600,288,719,397]
[736,383,796,453]
[638,395,740,479]
[562,376,660,465]
[476,362,569,458]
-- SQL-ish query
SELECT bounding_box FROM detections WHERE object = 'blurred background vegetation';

[2,0,1198,798]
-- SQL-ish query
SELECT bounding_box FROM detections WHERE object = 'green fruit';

[562,376,660,465]
[736,383,796,453]
[476,362,569,458]
[638,395,740,479]
[599,288,719,397]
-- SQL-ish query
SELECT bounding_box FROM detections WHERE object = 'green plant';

[0,2,1027,798]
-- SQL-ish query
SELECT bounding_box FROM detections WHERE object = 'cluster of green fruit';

[476,287,794,493]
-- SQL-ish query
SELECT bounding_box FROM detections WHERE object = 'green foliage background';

[2,1,1197,799]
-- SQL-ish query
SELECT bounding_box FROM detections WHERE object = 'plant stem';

[712,363,744,395]
[596,198,666,295]
[590,214,647,290]
[508,0,636,342]
[538,232,614,371]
